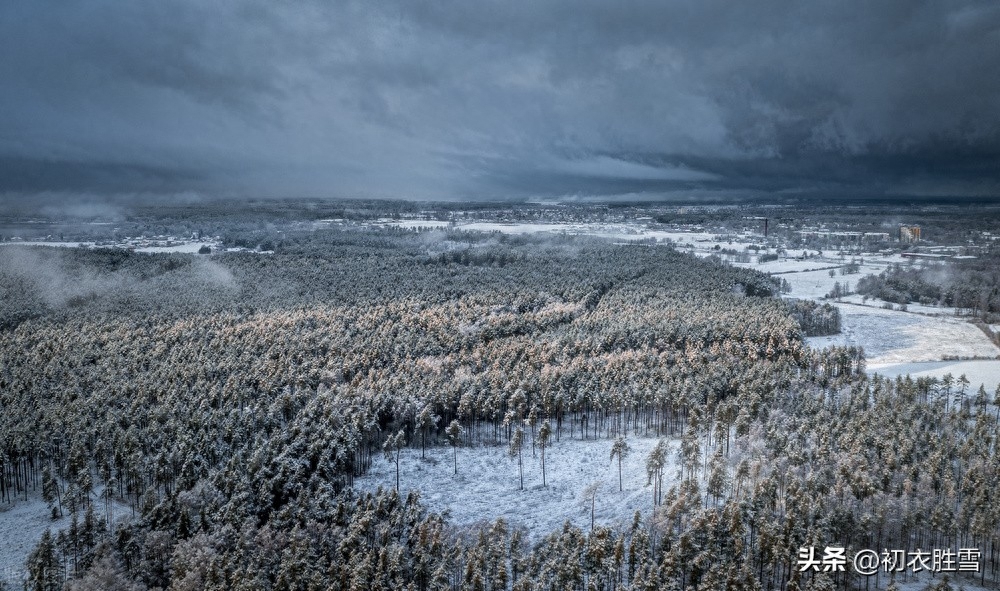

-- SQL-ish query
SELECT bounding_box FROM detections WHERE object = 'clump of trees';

[785,298,842,336]
[857,263,945,305]
[857,256,1000,321]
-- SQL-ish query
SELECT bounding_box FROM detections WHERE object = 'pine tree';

[645,440,668,507]
[41,466,62,519]
[526,406,539,458]
[446,420,462,475]
[581,481,602,531]
[383,430,406,492]
[610,436,630,492]
[508,427,525,490]
[706,448,728,507]
[973,384,988,412]
[538,420,552,487]
[993,384,1000,421]
[27,530,62,591]
[415,405,438,459]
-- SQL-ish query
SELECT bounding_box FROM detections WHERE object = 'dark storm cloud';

[1,0,998,201]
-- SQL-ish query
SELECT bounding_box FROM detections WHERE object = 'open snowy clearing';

[868,359,1000,392]
[739,259,840,274]
[762,252,1000,366]
[779,265,881,300]
[355,435,676,539]
[889,572,991,591]
[806,304,999,365]
[132,241,215,254]
[0,493,70,584]
[376,219,454,230]
[834,294,957,317]
[0,488,131,584]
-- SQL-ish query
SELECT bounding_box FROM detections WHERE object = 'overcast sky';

[2,0,999,201]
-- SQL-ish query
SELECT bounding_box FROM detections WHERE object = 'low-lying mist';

[0,246,238,327]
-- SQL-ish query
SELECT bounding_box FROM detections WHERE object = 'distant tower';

[764,218,768,238]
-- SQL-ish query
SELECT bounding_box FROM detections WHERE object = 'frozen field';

[0,488,130,583]
[132,241,215,253]
[806,304,999,364]
[771,253,902,300]
[780,266,878,299]
[868,359,1000,392]
[356,435,676,538]
[0,493,70,584]
[761,251,1000,366]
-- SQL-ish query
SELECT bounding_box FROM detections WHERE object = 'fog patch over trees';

[0,246,239,328]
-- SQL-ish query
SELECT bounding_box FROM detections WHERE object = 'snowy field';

[132,241,215,254]
[355,435,675,539]
[0,488,130,584]
[0,493,70,584]
[806,304,999,364]
[765,251,1000,366]
[770,253,905,300]
[741,259,841,274]
[780,266,878,299]
[893,572,993,591]
[868,359,1000,392]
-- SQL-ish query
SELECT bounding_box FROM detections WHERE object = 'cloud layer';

[2,0,998,200]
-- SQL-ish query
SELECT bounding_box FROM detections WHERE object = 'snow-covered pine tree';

[610,436,630,492]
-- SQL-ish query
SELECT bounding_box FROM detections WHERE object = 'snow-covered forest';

[1,222,998,591]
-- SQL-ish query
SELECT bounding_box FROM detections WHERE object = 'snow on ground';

[767,251,915,302]
[1,241,220,253]
[741,259,838,273]
[0,241,97,249]
[758,252,1000,366]
[832,295,955,317]
[806,304,999,364]
[386,216,1000,370]
[377,220,753,247]
[443,221,690,242]
[453,222,582,235]
[132,242,215,254]
[0,487,131,586]
[868,359,1000,392]
[355,435,676,539]
[779,265,879,300]
[891,571,993,591]
[378,219,454,230]
[0,492,70,584]
[886,300,955,316]
[380,220,582,235]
